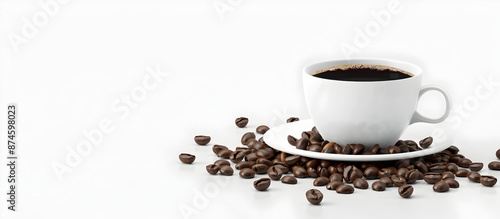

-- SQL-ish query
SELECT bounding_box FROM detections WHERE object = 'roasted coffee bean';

[398,145,410,153]
[299,157,310,165]
[415,161,428,173]
[217,149,233,159]
[429,164,446,174]
[387,167,398,175]
[424,172,442,184]
[281,175,298,184]
[398,185,413,198]
[467,171,481,183]
[319,160,331,168]
[307,144,323,152]
[444,179,459,188]
[212,145,228,154]
[284,155,300,166]
[336,184,354,194]
[296,138,309,150]
[214,159,231,167]
[343,165,363,183]
[446,145,460,154]
[391,175,406,187]
[446,163,459,173]
[313,177,330,186]
[321,141,330,147]
[254,178,271,191]
[488,161,500,170]
[235,117,249,128]
[455,169,469,177]
[286,117,299,123]
[236,161,255,170]
[241,132,256,145]
[329,173,343,182]
[246,139,258,150]
[311,126,319,133]
[352,144,365,155]
[480,175,497,187]
[497,149,500,159]
[380,176,393,187]
[441,171,455,180]
[252,164,269,174]
[321,142,336,153]
[256,158,273,167]
[220,165,234,176]
[307,167,319,178]
[235,146,249,151]
[293,166,308,178]
[364,166,379,179]
[306,189,323,205]
[353,178,368,189]
[256,149,274,160]
[419,136,433,148]
[469,162,484,171]
[331,144,342,154]
[194,135,211,145]
[395,140,405,146]
[372,181,386,191]
[395,159,411,169]
[388,146,401,154]
[274,162,290,174]
[378,168,392,178]
[179,153,195,164]
[287,135,298,146]
[327,166,337,175]
[396,168,409,177]
[267,166,283,180]
[370,144,380,154]
[305,160,320,169]
[342,144,353,154]
[240,168,256,179]
[317,167,329,178]
[457,158,472,168]
[404,140,417,146]
[206,164,220,175]
[256,125,270,134]
[245,153,259,162]
[405,169,419,184]
[433,181,450,192]
[326,181,343,190]
[230,150,249,163]
[309,133,323,145]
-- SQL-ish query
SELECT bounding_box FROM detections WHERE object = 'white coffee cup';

[302,58,451,147]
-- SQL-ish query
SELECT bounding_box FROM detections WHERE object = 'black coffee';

[312,64,412,82]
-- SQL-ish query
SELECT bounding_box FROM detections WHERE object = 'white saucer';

[263,119,451,161]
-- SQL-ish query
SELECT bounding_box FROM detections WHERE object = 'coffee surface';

[312,64,413,82]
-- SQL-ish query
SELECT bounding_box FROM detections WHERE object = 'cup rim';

[303,58,422,84]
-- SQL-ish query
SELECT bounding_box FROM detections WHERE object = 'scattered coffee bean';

[372,181,386,191]
[441,171,455,180]
[424,172,442,184]
[380,176,393,187]
[404,140,417,146]
[241,132,256,145]
[293,166,308,178]
[388,146,401,154]
[364,166,379,179]
[326,181,343,190]
[212,145,228,154]
[307,144,323,152]
[287,135,298,146]
[353,178,368,189]
[480,175,497,187]
[488,161,500,170]
[396,168,409,177]
[256,158,273,167]
[220,165,234,176]
[446,163,459,173]
[252,164,269,174]
[467,171,481,183]
[217,149,233,159]
[455,169,469,177]
[329,173,343,182]
[287,117,300,123]
[194,135,211,145]
[281,175,298,184]
[429,164,446,174]
[336,184,355,194]
[352,144,365,155]
[497,149,500,159]
[267,166,283,180]
[457,158,472,168]
[469,162,484,171]
[405,169,420,184]
[306,189,323,205]
[206,164,220,175]
[307,167,319,178]
[296,138,309,150]
[370,144,380,154]
[240,168,256,179]
[230,150,250,163]
[414,161,428,173]
[444,178,459,188]
[398,185,413,198]
[313,177,330,186]
[214,159,230,167]
[285,155,301,166]
[309,133,323,145]
[321,142,336,153]
[343,165,363,183]
[254,178,271,191]
[391,175,406,187]
[179,153,196,164]
[433,181,450,192]
[419,137,433,148]
[256,125,270,134]
[342,144,353,154]
[274,162,290,174]
[235,117,249,128]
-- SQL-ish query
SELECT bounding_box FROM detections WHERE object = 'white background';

[1,0,500,218]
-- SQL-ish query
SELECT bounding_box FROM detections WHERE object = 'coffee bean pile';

[180,117,500,205]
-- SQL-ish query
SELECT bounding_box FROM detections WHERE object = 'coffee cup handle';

[410,85,451,124]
